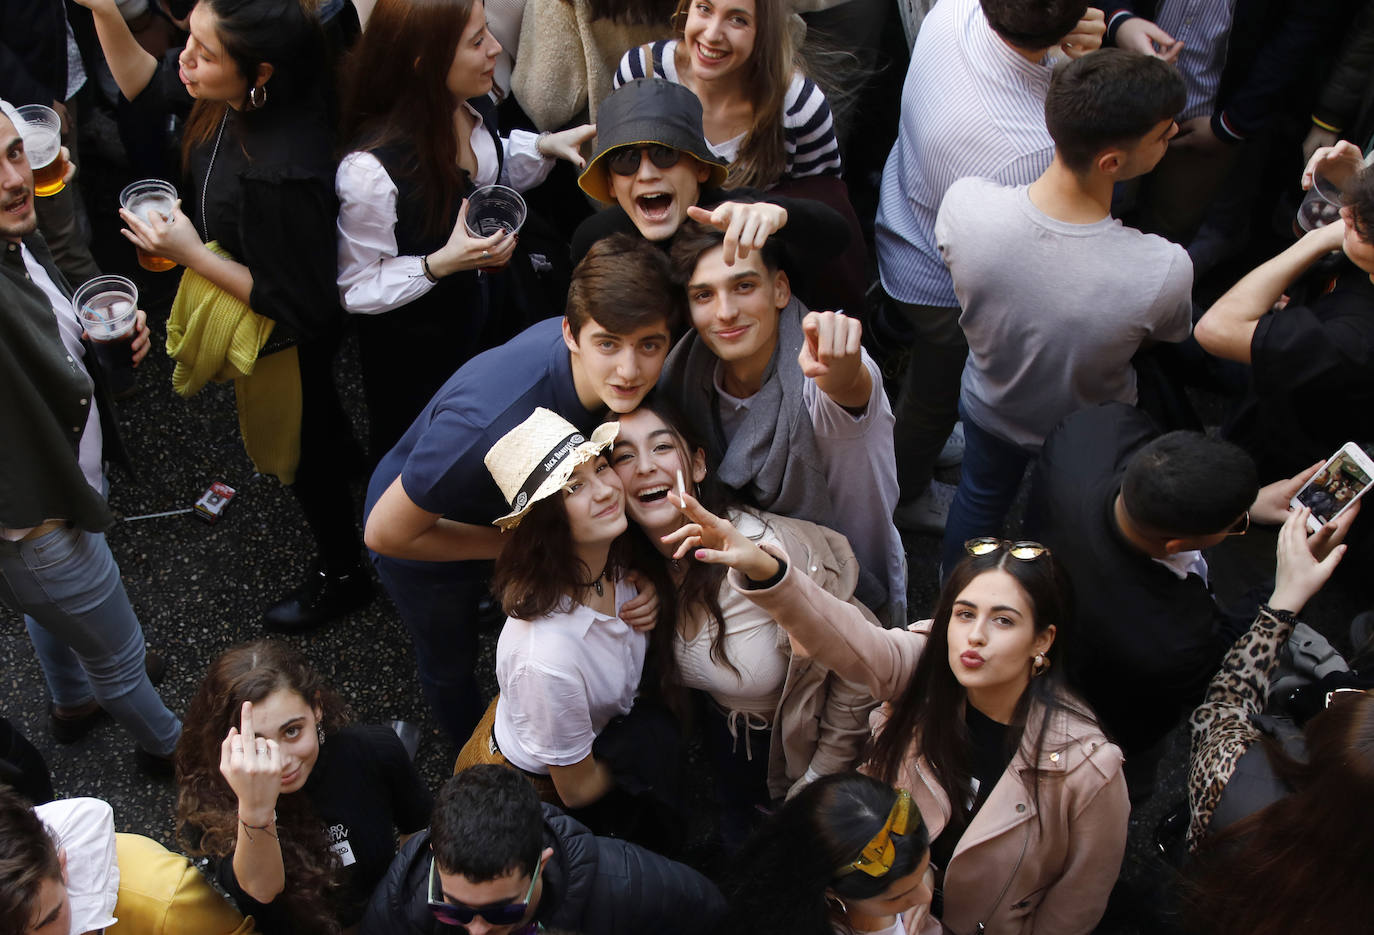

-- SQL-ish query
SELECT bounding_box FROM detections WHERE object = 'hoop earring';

[317,723,326,746]
[825,894,848,916]
[248,83,267,110]
[1032,652,1051,677]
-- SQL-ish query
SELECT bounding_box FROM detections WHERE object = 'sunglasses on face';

[964,537,1051,561]
[428,857,540,927]
[1225,510,1250,537]
[606,144,684,176]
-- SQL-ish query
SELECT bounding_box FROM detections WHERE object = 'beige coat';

[706,511,880,800]
[731,550,1130,935]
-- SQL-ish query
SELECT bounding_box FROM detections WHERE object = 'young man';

[363,235,679,744]
[1026,403,1352,798]
[875,0,1105,532]
[0,102,180,775]
[1196,143,1374,483]
[0,789,253,935]
[571,77,855,310]
[660,222,906,625]
[936,49,1193,573]
[361,765,723,935]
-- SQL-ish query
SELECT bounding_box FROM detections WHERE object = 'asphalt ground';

[3,114,1369,935]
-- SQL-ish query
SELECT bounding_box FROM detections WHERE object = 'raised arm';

[221,701,286,904]
[70,0,158,102]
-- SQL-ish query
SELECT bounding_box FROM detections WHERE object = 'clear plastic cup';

[1296,170,1346,233]
[74,275,140,396]
[119,179,179,272]
[464,185,528,238]
[17,104,67,197]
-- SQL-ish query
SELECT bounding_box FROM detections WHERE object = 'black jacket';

[1312,0,1374,140]
[360,804,724,935]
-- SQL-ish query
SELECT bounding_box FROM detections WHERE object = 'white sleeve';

[803,350,891,440]
[335,151,438,315]
[34,798,120,934]
[500,130,556,192]
[503,662,597,767]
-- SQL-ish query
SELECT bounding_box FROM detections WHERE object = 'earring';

[1032,652,1051,677]
[248,83,267,110]
[317,723,326,746]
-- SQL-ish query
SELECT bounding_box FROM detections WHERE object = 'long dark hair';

[339,0,479,239]
[1182,691,1374,934]
[867,550,1085,833]
[181,0,328,169]
[671,0,792,189]
[714,772,930,935]
[175,640,351,934]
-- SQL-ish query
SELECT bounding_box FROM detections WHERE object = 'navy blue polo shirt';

[364,317,601,530]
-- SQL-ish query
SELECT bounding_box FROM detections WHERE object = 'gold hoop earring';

[1032,652,1051,677]
[248,84,267,110]
[825,894,848,916]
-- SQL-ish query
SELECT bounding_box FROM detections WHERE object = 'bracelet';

[421,253,438,283]
[744,557,787,590]
[1258,604,1300,626]
[536,131,552,158]
[1311,115,1342,134]
[239,810,278,841]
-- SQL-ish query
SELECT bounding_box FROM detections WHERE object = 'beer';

[118,180,180,272]
[74,278,140,398]
[16,105,66,197]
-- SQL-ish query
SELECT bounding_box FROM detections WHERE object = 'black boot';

[263,561,374,633]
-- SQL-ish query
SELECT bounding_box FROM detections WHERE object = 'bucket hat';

[485,408,619,529]
[578,77,729,204]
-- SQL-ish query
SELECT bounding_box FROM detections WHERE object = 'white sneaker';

[936,422,965,469]
[894,480,957,534]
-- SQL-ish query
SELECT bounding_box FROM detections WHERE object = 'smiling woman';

[175,641,433,935]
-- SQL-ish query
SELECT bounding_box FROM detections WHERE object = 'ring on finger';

[481,250,490,259]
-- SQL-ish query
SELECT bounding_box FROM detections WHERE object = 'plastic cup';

[74,275,140,397]
[16,105,67,197]
[1296,170,1346,233]
[464,184,528,238]
[119,179,179,272]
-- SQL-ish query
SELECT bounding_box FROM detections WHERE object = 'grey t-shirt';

[936,178,1193,448]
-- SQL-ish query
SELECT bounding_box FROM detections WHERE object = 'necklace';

[200,108,229,243]
[582,569,606,597]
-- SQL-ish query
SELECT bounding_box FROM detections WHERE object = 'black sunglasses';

[427,857,539,927]
[606,144,684,176]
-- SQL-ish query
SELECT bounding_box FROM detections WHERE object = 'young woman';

[667,499,1130,934]
[609,403,876,845]
[1182,507,1364,935]
[74,0,370,631]
[336,0,596,459]
[714,772,933,935]
[459,408,678,842]
[175,640,432,934]
[612,0,841,189]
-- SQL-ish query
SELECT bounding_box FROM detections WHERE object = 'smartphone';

[1291,442,1374,532]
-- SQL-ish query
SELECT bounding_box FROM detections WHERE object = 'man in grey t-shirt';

[936,50,1193,573]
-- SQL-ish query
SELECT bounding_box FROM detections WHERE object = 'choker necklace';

[582,569,606,597]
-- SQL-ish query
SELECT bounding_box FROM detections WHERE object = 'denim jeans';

[0,525,181,756]
[940,405,1034,577]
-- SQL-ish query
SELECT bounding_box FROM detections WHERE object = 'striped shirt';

[1108,1,1236,127]
[614,39,843,180]
[874,0,1055,307]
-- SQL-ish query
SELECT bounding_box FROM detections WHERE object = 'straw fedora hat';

[485,408,619,530]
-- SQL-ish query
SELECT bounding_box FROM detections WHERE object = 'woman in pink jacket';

[667,496,1130,935]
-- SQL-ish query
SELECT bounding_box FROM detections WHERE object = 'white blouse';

[493,579,648,774]
[34,798,120,935]
[335,102,553,315]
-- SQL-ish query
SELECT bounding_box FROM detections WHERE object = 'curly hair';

[175,640,352,934]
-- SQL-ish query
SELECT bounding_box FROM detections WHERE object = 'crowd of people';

[4,0,1374,932]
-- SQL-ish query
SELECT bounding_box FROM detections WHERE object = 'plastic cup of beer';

[119,179,179,272]
[73,275,140,397]
[16,104,67,198]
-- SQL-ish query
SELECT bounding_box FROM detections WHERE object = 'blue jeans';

[941,405,1034,577]
[0,525,181,756]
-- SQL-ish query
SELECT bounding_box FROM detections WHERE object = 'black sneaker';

[49,700,110,744]
[263,564,374,633]
[134,747,176,780]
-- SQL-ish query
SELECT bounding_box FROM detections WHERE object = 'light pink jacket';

[729,547,1130,935]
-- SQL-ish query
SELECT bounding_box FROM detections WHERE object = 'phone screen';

[1297,450,1373,526]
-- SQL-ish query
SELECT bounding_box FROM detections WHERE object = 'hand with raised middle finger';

[220,700,282,824]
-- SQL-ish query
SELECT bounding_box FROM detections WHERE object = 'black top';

[125,55,342,342]
[215,724,433,933]
[568,185,849,297]
[1027,403,1232,758]
[1224,264,1374,482]
[929,705,1013,873]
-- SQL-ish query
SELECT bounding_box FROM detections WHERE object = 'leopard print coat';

[1186,605,1299,848]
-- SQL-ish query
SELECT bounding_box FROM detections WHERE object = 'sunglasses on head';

[606,144,684,176]
[964,537,1051,561]
[428,856,540,927]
